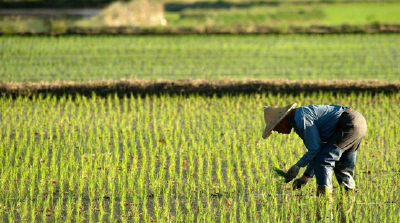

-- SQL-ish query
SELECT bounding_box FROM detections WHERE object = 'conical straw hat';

[262,103,297,139]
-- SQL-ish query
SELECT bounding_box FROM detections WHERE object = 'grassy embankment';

[165,2,400,30]
[1,2,400,34]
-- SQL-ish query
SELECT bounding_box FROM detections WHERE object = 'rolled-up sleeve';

[295,113,322,167]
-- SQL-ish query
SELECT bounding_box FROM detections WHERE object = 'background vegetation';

[1,0,400,34]
[1,0,399,7]
[0,0,128,8]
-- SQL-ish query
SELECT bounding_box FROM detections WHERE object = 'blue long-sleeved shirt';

[288,105,349,175]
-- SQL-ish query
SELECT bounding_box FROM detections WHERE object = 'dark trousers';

[313,110,367,190]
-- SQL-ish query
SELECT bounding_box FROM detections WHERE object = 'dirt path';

[1,79,399,98]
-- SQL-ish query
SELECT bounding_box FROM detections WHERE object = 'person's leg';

[314,142,343,194]
[334,150,357,190]
[314,146,338,221]
[313,110,366,194]
[333,110,367,190]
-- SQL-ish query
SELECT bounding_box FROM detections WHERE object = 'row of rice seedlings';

[1,34,400,82]
[0,92,399,221]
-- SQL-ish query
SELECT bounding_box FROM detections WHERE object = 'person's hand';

[285,164,300,183]
[292,175,309,190]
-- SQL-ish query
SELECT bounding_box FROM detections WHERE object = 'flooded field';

[1,93,399,222]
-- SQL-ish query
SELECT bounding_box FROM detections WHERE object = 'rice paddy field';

[0,92,399,222]
[1,32,400,222]
[1,34,400,82]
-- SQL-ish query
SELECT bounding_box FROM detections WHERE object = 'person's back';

[291,104,349,143]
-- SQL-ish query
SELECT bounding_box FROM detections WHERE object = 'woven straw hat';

[262,103,297,139]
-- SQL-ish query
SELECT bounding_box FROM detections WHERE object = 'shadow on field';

[1,80,400,99]
[0,0,362,10]
[163,0,378,12]
[164,1,280,11]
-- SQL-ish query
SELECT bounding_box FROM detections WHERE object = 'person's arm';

[295,115,322,168]
[285,107,321,183]
[303,160,315,178]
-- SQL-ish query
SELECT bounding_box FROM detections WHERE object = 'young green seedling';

[273,166,286,178]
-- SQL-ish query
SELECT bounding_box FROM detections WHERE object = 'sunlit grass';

[167,3,400,27]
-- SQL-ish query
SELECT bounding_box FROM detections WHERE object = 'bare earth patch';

[1,79,399,97]
[93,0,167,27]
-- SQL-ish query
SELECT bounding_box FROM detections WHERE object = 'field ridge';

[2,79,400,97]
[2,24,400,35]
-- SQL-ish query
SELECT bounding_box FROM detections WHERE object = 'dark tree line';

[0,0,129,8]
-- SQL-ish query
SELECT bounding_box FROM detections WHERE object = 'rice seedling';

[0,92,399,222]
[0,34,399,82]
[273,167,286,178]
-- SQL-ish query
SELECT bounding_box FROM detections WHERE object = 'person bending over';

[262,103,367,195]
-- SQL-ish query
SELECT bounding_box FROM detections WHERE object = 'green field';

[1,93,399,221]
[2,2,400,34]
[167,3,400,28]
[1,34,399,82]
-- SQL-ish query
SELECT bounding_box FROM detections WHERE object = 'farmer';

[262,103,367,195]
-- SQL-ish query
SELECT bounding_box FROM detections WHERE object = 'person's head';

[262,103,297,139]
[272,112,294,134]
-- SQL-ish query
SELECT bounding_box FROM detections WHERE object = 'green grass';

[322,3,400,25]
[1,34,400,82]
[0,92,399,221]
[2,2,400,34]
[167,3,400,28]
